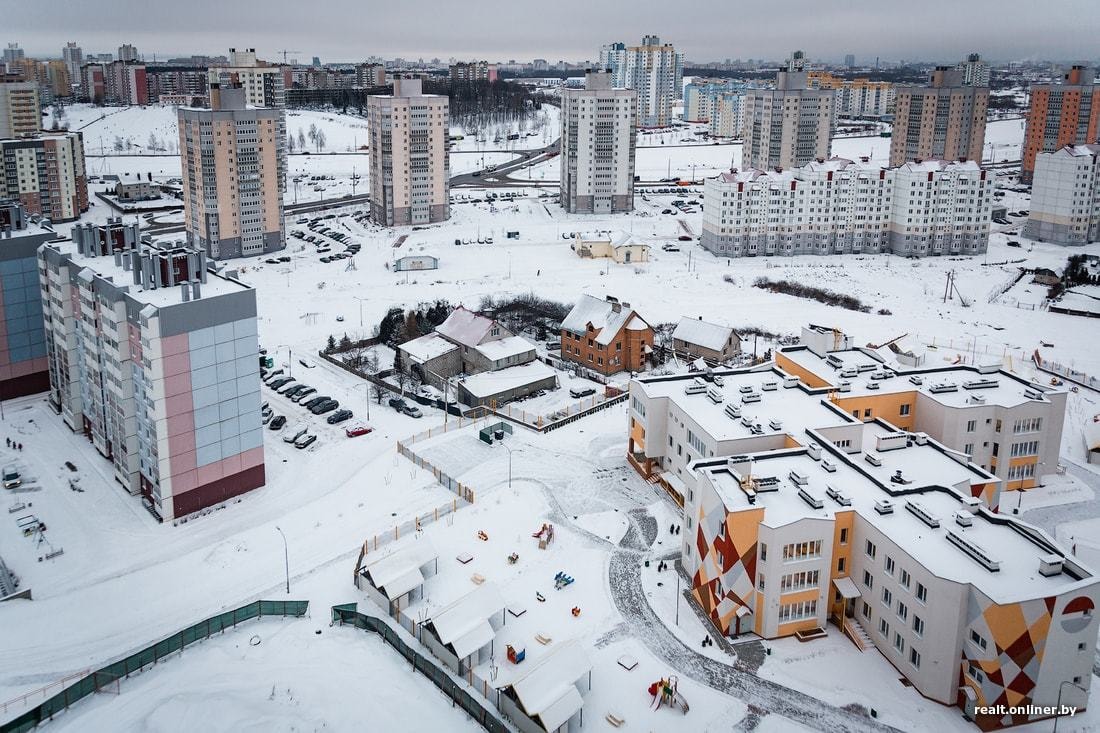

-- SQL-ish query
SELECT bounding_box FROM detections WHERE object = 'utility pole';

[275,526,290,594]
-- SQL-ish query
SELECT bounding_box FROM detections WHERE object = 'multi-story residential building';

[1025,144,1100,245]
[207,48,288,108]
[0,131,88,222]
[560,69,637,214]
[449,61,497,83]
[890,67,988,168]
[699,157,991,258]
[367,76,449,226]
[79,61,148,105]
[560,294,652,376]
[743,51,834,170]
[40,225,265,522]
[0,80,40,138]
[958,52,991,87]
[599,36,682,128]
[0,199,58,397]
[145,66,209,104]
[45,61,70,100]
[684,80,740,122]
[355,63,386,87]
[808,73,894,118]
[178,84,286,259]
[61,43,83,84]
[844,54,856,69]
[117,44,139,63]
[1021,66,1100,183]
[711,91,746,138]
[2,44,24,70]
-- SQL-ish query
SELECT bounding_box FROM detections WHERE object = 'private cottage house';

[560,294,653,376]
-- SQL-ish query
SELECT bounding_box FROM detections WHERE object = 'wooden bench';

[605,713,625,727]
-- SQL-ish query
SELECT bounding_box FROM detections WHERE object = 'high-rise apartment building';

[711,91,746,138]
[79,61,148,105]
[0,131,88,222]
[62,42,83,82]
[958,52,991,87]
[844,54,856,69]
[599,36,682,128]
[700,158,991,258]
[742,51,834,170]
[367,77,450,226]
[208,48,287,108]
[117,44,139,63]
[808,73,894,118]
[0,199,58,397]
[560,70,637,214]
[449,61,497,83]
[1021,66,1100,183]
[356,63,386,87]
[890,67,988,167]
[39,223,266,521]
[2,44,24,70]
[178,85,286,259]
[0,80,40,137]
[1025,144,1100,245]
[684,80,743,123]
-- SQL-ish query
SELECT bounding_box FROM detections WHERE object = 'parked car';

[326,409,354,424]
[295,434,317,449]
[402,404,423,418]
[284,384,308,398]
[678,235,692,242]
[311,399,339,415]
[1007,241,1022,248]
[662,243,681,252]
[303,395,329,409]
[345,424,374,438]
[269,415,287,430]
[268,376,294,390]
[277,381,300,394]
[388,397,407,411]
[283,424,308,443]
[262,411,273,425]
[546,341,561,351]
[570,387,597,398]
[263,368,284,383]
[291,387,317,403]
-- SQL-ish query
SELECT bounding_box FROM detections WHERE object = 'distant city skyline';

[6,0,1099,65]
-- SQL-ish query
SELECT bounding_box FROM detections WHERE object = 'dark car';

[268,415,287,430]
[326,409,354,424]
[678,235,692,241]
[570,387,597,398]
[311,399,339,415]
[284,384,309,398]
[1007,241,1022,247]
[388,397,407,411]
[303,395,329,409]
[268,376,294,389]
[291,387,316,403]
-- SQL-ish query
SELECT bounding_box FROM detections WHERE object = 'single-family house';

[671,316,740,363]
[114,173,159,202]
[560,294,652,376]
[571,231,650,264]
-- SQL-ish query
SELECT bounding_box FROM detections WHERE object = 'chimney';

[113,251,122,267]
[130,251,141,284]
[180,283,190,302]
[191,281,201,300]
[198,251,208,282]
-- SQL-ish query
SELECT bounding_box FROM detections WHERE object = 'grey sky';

[8,0,1099,63]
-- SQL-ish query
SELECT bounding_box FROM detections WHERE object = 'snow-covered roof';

[435,306,499,347]
[399,332,459,364]
[577,230,649,249]
[473,335,536,362]
[1050,144,1100,159]
[116,172,150,184]
[561,294,646,345]
[673,317,734,351]
[427,583,505,660]
[460,361,556,399]
[361,540,438,600]
[896,158,982,174]
[508,640,592,732]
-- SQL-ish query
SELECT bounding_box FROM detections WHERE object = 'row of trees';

[288,123,328,153]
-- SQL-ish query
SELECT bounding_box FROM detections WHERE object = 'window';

[878,618,890,636]
[899,569,911,590]
[900,403,911,416]
[969,664,984,683]
[865,540,877,559]
[897,602,908,621]
[893,632,905,653]
[882,587,893,607]
[885,556,895,575]
[1013,417,1042,434]
[781,540,822,561]
[758,575,766,591]
[909,648,921,669]
[760,543,767,561]
[966,420,976,433]
[780,570,820,592]
[862,570,874,589]
[778,599,817,622]
[916,583,927,603]
[839,527,848,544]
[964,443,974,456]
[1009,440,1040,458]
[969,630,988,650]
[837,557,846,573]
[913,616,924,636]
[862,601,872,619]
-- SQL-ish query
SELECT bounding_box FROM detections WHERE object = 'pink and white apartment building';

[38,220,265,521]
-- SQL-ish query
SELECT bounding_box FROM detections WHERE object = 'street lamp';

[353,296,368,327]
[500,443,521,488]
[275,526,290,594]
[1054,680,1087,733]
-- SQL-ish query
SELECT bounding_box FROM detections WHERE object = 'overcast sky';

[9,0,1099,64]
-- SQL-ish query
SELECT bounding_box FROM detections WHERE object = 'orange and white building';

[560,294,652,376]
[626,325,1094,729]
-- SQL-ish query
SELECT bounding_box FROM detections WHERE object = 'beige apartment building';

[560,70,637,214]
[208,48,287,108]
[742,51,834,171]
[0,80,40,138]
[368,77,450,226]
[890,67,988,167]
[178,85,286,260]
[0,131,87,222]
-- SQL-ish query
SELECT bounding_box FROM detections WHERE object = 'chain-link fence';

[331,604,510,733]
[0,600,308,733]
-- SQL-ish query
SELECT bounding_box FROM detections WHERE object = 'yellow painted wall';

[833,391,917,429]
[776,353,832,389]
[777,617,823,636]
[829,510,855,617]
[630,418,646,451]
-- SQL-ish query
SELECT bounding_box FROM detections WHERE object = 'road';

[143,193,374,236]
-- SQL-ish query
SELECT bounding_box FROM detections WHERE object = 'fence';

[1033,353,1100,393]
[0,600,308,733]
[331,604,509,733]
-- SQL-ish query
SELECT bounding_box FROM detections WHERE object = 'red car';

[345,424,374,438]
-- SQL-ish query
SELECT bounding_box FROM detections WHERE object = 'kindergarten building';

[625,325,1093,728]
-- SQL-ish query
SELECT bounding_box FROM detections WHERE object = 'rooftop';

[435,306,498,348]
[672,317,735,352]
[459,361,556,399]
[400,332,459,365]
[472,335,536,362]
[561,294,643,346]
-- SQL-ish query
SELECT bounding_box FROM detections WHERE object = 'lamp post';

[1054,680,1087,733]
[275,526,289,594]
[353,296,368,327]
[501,443,520,488]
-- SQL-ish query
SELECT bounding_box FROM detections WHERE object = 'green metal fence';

[0,600,308,733]
[331,603,510,733]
